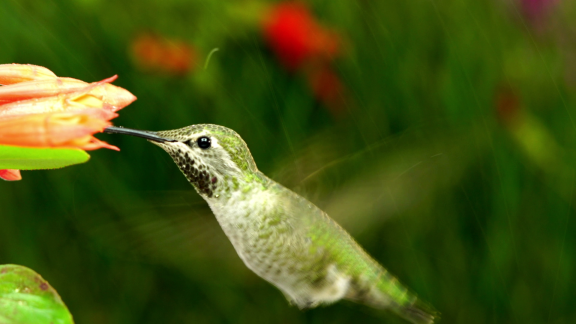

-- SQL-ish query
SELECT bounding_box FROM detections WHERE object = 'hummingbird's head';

[105,124,259,198]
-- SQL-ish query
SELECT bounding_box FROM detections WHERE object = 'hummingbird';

[104,124,437,324]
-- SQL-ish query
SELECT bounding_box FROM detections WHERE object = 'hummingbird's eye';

[197,136,211,149]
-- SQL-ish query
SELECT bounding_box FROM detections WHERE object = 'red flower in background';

[263,2,339,71]
[520,0,559,24]
[495,86,521,125]
[131,33,197,75]
[262,2,349,116]
[306,65,346,115]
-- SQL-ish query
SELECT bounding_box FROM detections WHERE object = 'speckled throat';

[165,146,220,198]
[105,124,259,199]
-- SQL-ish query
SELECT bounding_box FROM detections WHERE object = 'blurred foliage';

[2,0,576,323]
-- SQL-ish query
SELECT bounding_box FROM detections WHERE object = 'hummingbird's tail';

[347,278,438,324]
[395,300,437,324]
[365,298,437,324]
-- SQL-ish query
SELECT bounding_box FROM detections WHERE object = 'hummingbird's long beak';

[104,126,176,143]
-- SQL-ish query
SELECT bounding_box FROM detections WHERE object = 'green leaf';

[0,264,74,324]
[0,145,90,170]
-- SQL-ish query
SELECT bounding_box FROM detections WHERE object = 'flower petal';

[0,110,116,150]
[0,94,119,119]
[0,64,57,85]
[0,169,22,181]
[0,76,136,110]
[78,79,137,111]
[0,77,88,103]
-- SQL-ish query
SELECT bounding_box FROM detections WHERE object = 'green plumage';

[105,124,437,324]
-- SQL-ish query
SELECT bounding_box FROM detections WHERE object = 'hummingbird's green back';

[264,179,436,323]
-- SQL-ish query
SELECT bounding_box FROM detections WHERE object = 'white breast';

[206,185,352,308]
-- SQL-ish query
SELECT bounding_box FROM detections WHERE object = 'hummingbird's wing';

[269,179,437,324]
[269,124,486,237]
[72,189,243,271]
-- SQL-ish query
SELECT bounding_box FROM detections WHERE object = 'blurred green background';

[2,0,576,323]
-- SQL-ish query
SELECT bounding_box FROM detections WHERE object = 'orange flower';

[0,109,118,151]
[0,92,112,118]
[82,76,137,111]
[0,75,136,110]
[0,64,136,180]
[0,77,87,103]
[0,64,57,85]
[0,85,132,118]
[131,33,197,75]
